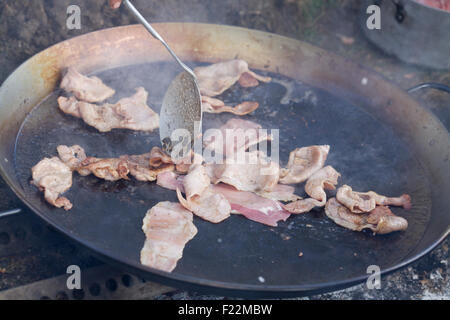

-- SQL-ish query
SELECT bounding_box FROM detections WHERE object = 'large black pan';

[0,24,448,298]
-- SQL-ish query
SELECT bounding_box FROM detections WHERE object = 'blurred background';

[0,0,448,299]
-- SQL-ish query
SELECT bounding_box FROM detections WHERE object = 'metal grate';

[0,265,173,300]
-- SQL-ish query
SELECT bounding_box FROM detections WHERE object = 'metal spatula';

[123,0,202,154]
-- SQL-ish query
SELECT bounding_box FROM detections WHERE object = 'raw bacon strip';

[58,87,159,132]
[176,165,231,223]
[194,60,271,97]
[213,184,291,227]
[279,145,330,184]
[156,171,290,227]
[31,157,73,210]
[336,185,411,213]
[60,67,116,103]
[325,198,408,234]
[202,96,259,116]
[140,202,198,272]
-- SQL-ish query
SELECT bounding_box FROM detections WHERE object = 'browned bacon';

[325,198,408,234]
[336,185,411,213]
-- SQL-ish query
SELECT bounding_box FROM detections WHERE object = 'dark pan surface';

[14,62,432,294]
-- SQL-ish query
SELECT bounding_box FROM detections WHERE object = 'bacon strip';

[140,202,198,272]
[60,67,115,103]
[203,118,272,159]
[157,171,290,227]
[325,198,408,234]
[58,87,159,132]
[31,157,73,210]
[202,96,259,116]
[279,145,330,184]
[336,185,411,213]
[194,60,271,97]
[207,151,280,193]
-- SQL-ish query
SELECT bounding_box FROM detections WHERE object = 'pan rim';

[0,23,449,297]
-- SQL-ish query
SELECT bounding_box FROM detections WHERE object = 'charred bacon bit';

[325,198,408,234]
[336,185,411,213]
[60,67,116,103]
[194,59,271,97]
[58,87,159,133]
[119,154,175,182]
[202,96,259,116]
[140,202,198,272]
[31,157,73,211]
[279,145,330,185]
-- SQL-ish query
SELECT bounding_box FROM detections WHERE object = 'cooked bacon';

[156,171,290,227]
[57,145,89,175]
[283,166,340,214]
[140,202,198,272]
[31,157,73,210]
[279,145,330,184]
[282,198,324,214]
[58,87,159,132]
[57,145,173,182]
[60,67,115,103]
[176,165,231,223]
[202,96,259,116]
[325,198,408,234]
[79,157,130,181]
[194,60,271,97]
[336,185,411,213]
[256,184,302,202]
[149,147,173,167]
[119,153,174,182]
[203,118,272,158]
[305,166,340,203]
[208,151,280,193]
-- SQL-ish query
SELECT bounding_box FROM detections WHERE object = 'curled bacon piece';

[201,96,259,116]
[336,185,411,213]
[60,67,115,103]
[31,157,73,210]
[176,165,231,223]
[279,145,330,184]
[325,198,408,234]
[194,59,271,97]
[58,87,159,132]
